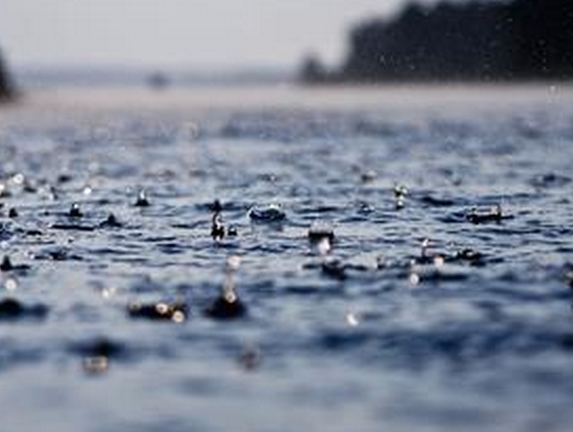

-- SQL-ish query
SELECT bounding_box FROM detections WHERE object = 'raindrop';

[345,312,360,327]
[69,202,83,218]
[248,203,286,222]
[135,189,150,207]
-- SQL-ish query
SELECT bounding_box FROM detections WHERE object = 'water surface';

[1,84,573,432]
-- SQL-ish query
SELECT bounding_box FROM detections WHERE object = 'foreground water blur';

[1,84,573,431]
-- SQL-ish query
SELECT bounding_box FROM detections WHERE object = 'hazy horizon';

[1,0,458,72]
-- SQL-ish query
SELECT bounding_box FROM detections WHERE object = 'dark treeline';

[0,47,15,101]
[300,0,573,83]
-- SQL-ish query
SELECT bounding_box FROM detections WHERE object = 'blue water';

[1,84,573,431]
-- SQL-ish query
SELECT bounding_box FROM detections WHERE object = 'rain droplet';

[345,312,360,327]
[102,287,117,299]
[12,173,25,185]
[83,356,109,375]
[5,278,18,291]
[409,272,420,286]
[69,202,83,218]
[135,189,150,207]
[226,255,241,271]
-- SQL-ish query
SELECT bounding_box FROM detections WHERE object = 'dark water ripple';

[1,87,573,431]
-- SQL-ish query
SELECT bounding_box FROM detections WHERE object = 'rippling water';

[1,84,573,431]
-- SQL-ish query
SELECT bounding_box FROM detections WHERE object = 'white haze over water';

[1,0,459,71]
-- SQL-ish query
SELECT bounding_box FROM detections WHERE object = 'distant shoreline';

[4,83,570,117]
[0,48,15,102]
[13,66,291,90]
[300,0,573,84]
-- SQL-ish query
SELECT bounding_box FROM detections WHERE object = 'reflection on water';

[1,85,573,431]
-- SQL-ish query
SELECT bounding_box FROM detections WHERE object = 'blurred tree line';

[301,0,573,82]
[0,47,15,101]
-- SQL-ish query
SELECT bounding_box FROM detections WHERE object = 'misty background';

[1,0,571,88]
[1,0,451,75]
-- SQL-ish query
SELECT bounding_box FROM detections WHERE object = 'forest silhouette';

[301,0,573,83]
[0,48,14,100]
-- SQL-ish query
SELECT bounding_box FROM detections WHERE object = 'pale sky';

[0,0,444,70]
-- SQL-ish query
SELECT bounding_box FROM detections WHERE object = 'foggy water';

[1,84,573,432]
